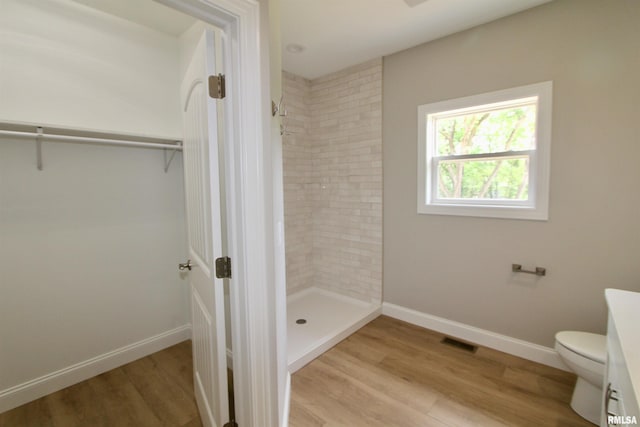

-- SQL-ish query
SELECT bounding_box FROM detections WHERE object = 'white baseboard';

[382,302,568,371]
[0,325,192,413]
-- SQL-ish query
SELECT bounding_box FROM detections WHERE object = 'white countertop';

[606,288,640,409]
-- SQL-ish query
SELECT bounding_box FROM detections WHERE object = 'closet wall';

[0,0,189,406]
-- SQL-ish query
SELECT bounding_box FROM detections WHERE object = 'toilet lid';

[555,331,606,364]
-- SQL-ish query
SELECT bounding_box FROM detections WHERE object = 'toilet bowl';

[555,331,606,425]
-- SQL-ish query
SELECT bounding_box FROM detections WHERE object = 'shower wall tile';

[309,59,383,303]
[282,72,313,295]
[282,59,383,303]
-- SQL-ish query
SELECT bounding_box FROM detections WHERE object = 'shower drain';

[295,318,307,325]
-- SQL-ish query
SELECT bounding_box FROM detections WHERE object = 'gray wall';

[383,0,640,347]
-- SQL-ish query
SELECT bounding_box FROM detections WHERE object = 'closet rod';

[0,130,183,150]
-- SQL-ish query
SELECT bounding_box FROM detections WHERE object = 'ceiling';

[281,0,553,79]
[69,0,553,80]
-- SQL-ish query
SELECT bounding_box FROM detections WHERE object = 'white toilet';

[555,331,607,425]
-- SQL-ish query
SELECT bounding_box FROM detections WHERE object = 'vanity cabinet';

[602,289,640,427]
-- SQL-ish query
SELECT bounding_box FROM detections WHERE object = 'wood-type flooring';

[1,316,594,426]
[289,316,594,427]
[0,341,202,427]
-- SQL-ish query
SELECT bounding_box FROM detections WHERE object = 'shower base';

[287,287,381,373]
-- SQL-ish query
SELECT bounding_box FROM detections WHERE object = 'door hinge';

[215,256,232,279]
[209,74,226,99]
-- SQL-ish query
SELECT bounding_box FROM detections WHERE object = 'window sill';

[418,203,548,221]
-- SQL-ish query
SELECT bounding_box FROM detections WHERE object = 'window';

[417,82,552,220]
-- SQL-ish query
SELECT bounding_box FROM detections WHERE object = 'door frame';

[155,1,283,426]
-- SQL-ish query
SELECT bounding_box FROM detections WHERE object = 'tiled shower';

[282,59,383,371]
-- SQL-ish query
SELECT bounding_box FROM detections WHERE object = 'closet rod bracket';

[164,142,182,173]
[36,127,43,171]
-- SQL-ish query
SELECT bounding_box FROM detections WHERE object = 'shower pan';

[287,288,380,372]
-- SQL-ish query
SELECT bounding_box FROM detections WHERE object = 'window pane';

[434,103,537,156]
[437,157,529,200]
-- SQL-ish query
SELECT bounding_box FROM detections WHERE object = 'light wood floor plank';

[150,341,196,396]
[322,347,441,414]
[428,397,510,427]
[1,317,595,427]
[121,356,197,426]
[0,396,54,427]
[289,315,594,427]
[86,368,163,427]
[0,342,201,427]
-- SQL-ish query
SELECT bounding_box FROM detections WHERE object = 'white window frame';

[417,81,552,220]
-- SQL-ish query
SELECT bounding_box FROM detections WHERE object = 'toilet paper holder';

[512,264,546,276]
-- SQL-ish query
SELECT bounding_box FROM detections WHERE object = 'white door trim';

[155,1,280,426]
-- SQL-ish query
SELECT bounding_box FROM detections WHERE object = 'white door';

[181,29,229,427]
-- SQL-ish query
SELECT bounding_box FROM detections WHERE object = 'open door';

[180,29,230,427]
